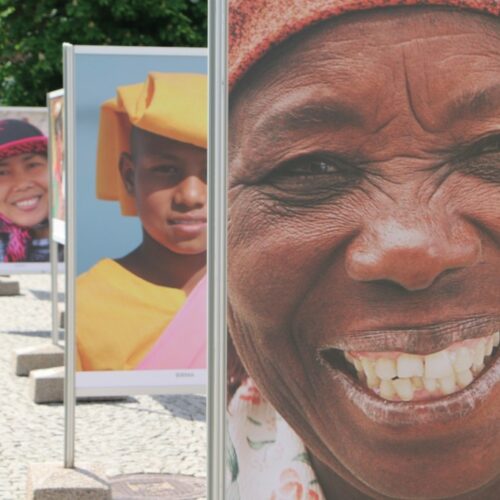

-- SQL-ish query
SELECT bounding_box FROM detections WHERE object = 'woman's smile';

[10,194,44,212]
[319,316,499,421]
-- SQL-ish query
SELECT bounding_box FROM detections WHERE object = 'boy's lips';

[169,216,207,225]
[319,315,500,425]
[168,216,207,237]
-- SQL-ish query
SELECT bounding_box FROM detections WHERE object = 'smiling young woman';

[227,2,500,499]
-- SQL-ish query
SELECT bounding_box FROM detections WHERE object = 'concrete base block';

[29,366,64,404]
[0,279,20,296]
[13,344,64,376]
[26,462,111,499]
[28,367,128,404]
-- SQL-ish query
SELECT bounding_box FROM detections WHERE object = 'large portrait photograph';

[0,107,51,273]
[69,46,207,396]
[226,1,499,499]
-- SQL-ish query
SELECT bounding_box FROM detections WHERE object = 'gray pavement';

[0,274,206,499]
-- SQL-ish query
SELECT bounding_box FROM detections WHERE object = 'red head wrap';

[229,0,500,90]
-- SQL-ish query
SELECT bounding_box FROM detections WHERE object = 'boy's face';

[121,128,207,255]
[0,153,49,227]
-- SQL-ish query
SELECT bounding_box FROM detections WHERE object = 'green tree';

[0,0,207,106]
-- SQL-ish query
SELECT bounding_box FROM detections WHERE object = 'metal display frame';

[63,43,210,467]
[207,1,228,498]
[63,43,76,468]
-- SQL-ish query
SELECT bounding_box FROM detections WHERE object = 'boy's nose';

[173,176,206,208]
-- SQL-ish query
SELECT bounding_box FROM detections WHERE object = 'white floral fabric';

[226,378,325,500]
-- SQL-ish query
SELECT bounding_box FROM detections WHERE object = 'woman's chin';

[311,369,499,499]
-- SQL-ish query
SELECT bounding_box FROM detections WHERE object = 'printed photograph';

[0,107,51,269]
[72,49,208,383]
[226,1,500,499]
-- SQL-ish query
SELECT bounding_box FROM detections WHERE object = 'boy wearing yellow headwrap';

[76,72,207,371]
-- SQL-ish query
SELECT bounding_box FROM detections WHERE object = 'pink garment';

[136,274,207,370]
[0,213,30,261]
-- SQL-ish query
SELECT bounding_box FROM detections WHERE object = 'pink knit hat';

[229,0,500,90]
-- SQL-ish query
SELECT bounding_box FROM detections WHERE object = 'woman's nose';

[173,175,206,208]
[345,214,482,291]
[12,174,35,191]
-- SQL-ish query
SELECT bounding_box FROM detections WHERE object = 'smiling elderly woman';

[226,1,500,499]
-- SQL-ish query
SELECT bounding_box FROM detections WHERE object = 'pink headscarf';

[229,0,500,90]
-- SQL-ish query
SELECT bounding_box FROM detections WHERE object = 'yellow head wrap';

[96,72,207,216]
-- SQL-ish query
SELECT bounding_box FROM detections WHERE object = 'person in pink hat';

[0,119,50,262]
[227,1,500,499]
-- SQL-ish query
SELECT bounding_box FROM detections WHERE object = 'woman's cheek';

[0,184,9,205]
[449,176,500,239]
[229,195,360,328]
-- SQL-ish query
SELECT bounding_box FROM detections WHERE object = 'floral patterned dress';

[226,378,325,500]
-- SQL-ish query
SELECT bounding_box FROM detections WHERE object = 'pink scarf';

[0,213,30,262]
[136,274,207,370]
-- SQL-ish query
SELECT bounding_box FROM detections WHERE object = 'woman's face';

[229,8,500,499]
[0,153,49,227]
[122,129,207,255]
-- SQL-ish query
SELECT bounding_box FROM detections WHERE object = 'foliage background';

[0,0,207,106]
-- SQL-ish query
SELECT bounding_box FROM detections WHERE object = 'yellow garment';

[76,258,186,371]
[96,72,207,215]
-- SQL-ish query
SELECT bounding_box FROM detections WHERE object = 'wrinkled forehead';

[229,7,500,143]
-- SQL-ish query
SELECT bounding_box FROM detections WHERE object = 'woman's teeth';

[14,197,39,209]
[344,332,499,402]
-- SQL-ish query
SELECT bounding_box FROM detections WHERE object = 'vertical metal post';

[63,43,76,469]
[207,1,228,498]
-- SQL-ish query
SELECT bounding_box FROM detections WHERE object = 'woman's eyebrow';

[253,100,364,137]
[448,83,500,122]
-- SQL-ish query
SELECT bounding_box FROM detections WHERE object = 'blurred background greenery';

[0,0,207,106]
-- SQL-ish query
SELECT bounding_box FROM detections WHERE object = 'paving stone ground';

[0,274,207,499]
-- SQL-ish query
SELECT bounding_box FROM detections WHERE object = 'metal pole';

[207,1,228,498]
[63,43,76,469]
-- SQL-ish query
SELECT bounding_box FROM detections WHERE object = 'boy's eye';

[151,165,179,175]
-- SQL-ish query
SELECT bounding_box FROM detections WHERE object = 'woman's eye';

[283,159,340,176]
[27,162,45,169]
[272,156,345,179]
[260,154,362,204]
[469,135,500,155]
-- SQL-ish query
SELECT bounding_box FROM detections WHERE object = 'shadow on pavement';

[29,289,65,302]
[152,395,206,422]
[5,330,51,338]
